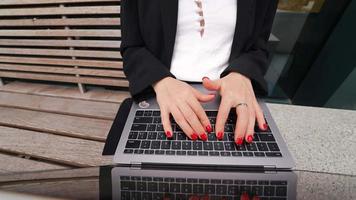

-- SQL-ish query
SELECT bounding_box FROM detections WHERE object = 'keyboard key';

[208,134,217,141]
[147,132,157,139]
[187,151,197,156]
[209,151,219,156]
[165,150,176,155]
[276,186,288,196]
[155,150,164,155]
[198,151,208,156]
[161,141,171,149]
[152,111,160,116]
[258,180,269,185]
[152,193,163,200]
[246,143,258,151]
[241,185,251,194]
[177,151,187,155]
[224,142,236,151]
[134,117,153,123]
[177,132,187,140]
[225,124,234,132]
[257,142,269,151]
[220,152,231,156]
[147,124,156,131]
[266,152,282,157]
[193,184,204,194]
[264,186,275,196]
[156,124,164,131]
[234,180,245,184]
[157,132,166,140]
[137,182,147,191]
[136,110,144,116]
[243,152,254,157]
[254,152,265,157]
[252,186,263,196]
[205,185,215,194]
[258,133,275,141]
[138,132,148,139]
[153,117,161,123]
[144,150,154,154]
[121,191,130,199]
[182,184,192,193]
[134,149,144,154]
[126,140,141,148]
[131,124,147,131]
[203,142,214,150]
[121,181,136,190]
[142,177,152,181]
[142,192,152,200]
[213,142,224,150]
[182,141,192,150]
[268,143,280,151]
[153,177,163,182]
[246,180,257,185]
[228,186,239,195]
[144,111,152,116]
[232,152,242,157]
[222,179,233,184]
[170,183,180,193]
[158,183,169,192]
[176,178,186,182]
[124,149,133,154]
[193,142,203,150]
[172,141,182,150]
[128,132,138,139]
[271,181,287,185]
[141,141,151,149]
[151,141,161,149]
[236,145,246,151]
[216,185,227,195]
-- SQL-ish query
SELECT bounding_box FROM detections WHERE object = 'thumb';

[202,76,221,91]
[192,88,215,102]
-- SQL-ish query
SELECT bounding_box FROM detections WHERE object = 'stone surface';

[267,103,356,176]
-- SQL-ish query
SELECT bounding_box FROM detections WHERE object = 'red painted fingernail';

[247,135,253,143]
[241,193,249,200]
[217,131,223,140]
[191,133,198,141]
[236,138,243,145]
[205,125,212,133]
[165,131,172,138]
[263,123,268,130]
[200,133,208,141]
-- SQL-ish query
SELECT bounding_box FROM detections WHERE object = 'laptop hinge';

[130,162,142,170]
[264,165,277,171]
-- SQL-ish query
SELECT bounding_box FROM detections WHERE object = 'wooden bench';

[0,0,126,93]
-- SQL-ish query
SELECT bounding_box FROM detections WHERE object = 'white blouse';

[170,0,237,82]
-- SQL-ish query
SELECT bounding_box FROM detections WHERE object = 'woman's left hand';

[202,72,268,145]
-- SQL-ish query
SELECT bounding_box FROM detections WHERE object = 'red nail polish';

[241,193,249,200]
[236,138,243,145]
[263,123,268,130]
[165,131,172,138]
[247,135,253,143]
[217,131,223,140]
[191,133,198,141]
[205,125,212,133]
[200,133,208,141]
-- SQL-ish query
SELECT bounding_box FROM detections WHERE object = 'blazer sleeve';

[220,0,278,96]
[120,0,175,101]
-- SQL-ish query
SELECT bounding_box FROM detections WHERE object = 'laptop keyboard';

[124,110,282,158]
[120,175,288,200]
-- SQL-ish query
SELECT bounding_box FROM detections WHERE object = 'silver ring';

[236,103,248,108]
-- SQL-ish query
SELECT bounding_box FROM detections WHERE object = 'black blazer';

[121,0,278,102]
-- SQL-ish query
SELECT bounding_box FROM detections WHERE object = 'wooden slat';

[0,6,120,17]
[0,0,120,6]
[0,106,112,141]
[0,29,121,37]
[0,56,123,69]
[0,71,129,87]
[0,18,120,27]
[0,167,98,183]
[0,91,120,120]
[0,154,67,175]
[0,39,121,48]
[0,63,125,78]
[0,81,129,103]
[0,47,121,59]
[0,126,113,167]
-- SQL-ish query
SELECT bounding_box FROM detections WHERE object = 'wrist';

[152,77,173,92]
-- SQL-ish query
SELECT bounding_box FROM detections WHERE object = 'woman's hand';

[202,72,268,145]
[153,77,215,140]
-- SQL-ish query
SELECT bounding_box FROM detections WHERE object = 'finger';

[215,96,232,140]
[254,101,268,131]
[234,104,249,145]
[202,76,221,91]
[170,105,197,140]
[240,193,250,200]
[179,103,207,141]
[160,106,173,139]
[245,105,256,144]
[188,97,212,133]
[192,88,215,102]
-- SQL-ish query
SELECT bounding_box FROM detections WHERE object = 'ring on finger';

[236,102,248,108]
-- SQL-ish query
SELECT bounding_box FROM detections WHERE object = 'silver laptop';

[114,84,295,170]
[111,166,297,199]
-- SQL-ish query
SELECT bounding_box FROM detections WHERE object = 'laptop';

[113,83,295,170]
[107,166,297,200]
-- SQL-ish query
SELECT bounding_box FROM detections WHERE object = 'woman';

[121,0,278,145]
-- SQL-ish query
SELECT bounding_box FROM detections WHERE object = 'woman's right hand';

[152,77,215,141]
